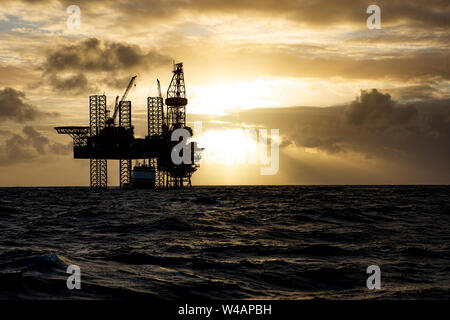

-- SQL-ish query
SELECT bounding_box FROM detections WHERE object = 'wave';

[400,247,448,259]
[107,251,191,266]
[0,185,449,299]
[290,244,357,256]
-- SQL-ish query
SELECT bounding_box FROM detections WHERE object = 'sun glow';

[188,78,308,115]
[187,77,386,115]
[196,128,258,166]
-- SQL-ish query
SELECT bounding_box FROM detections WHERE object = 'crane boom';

[157,79,162,98]
[157,79,164,125]
[111,75,137,124]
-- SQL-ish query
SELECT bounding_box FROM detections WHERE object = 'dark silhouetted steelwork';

[148,97,163,137]
[55,62,201,189]
[119,101,132,188]
[166,62,187,130]
[162,62,193,188]
[89,95,107,189]
[108,76,136,126]
[54,126,89,147]
[90,158,107,189]
[150,157,165,188]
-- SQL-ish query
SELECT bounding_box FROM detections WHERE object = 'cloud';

[0,66,37,87]
[101,75,136,90]
[43,38,171,73]
[47,73,89,92]
[227,47,450,81]
[345,27,450,46]
[2,2,448,91]
[39,37,172,93]
[0,126,71,165]
[173,42,449,82]
[213,89,450,182]
[0,87,59,122]
[21,126,49,154]
[345,89,418,127]
[384,85,442,101]
[27,0,449,28]
[4,0,448,32]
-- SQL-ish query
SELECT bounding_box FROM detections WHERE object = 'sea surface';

[0,186,449,299]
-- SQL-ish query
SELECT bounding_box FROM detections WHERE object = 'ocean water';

[0,186,448,300]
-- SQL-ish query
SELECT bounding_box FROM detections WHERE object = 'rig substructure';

[55,62,201,189]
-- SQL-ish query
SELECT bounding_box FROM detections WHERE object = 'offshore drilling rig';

[55,62,202,189]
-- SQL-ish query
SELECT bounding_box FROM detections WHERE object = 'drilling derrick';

[162,62,196,188]
[166,62,187,130]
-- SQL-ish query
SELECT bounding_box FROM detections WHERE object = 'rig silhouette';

[55,62,202,189]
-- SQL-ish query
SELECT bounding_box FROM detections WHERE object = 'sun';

[196,128,258,166]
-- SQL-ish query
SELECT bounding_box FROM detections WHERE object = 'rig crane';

[156,79,165,126]
[157,79,162,98]
[106,75,137,126]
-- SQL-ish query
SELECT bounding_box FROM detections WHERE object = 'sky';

[0,0,449,186]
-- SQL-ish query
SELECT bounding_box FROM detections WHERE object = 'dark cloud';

[22,126,52,154]
[385,85,442,101]
[43,38,171,73]
[40,37,171,93]
[47,73,89,92]
[0,87,59,122]
[0,126,71,165]
[345,89,418,127]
